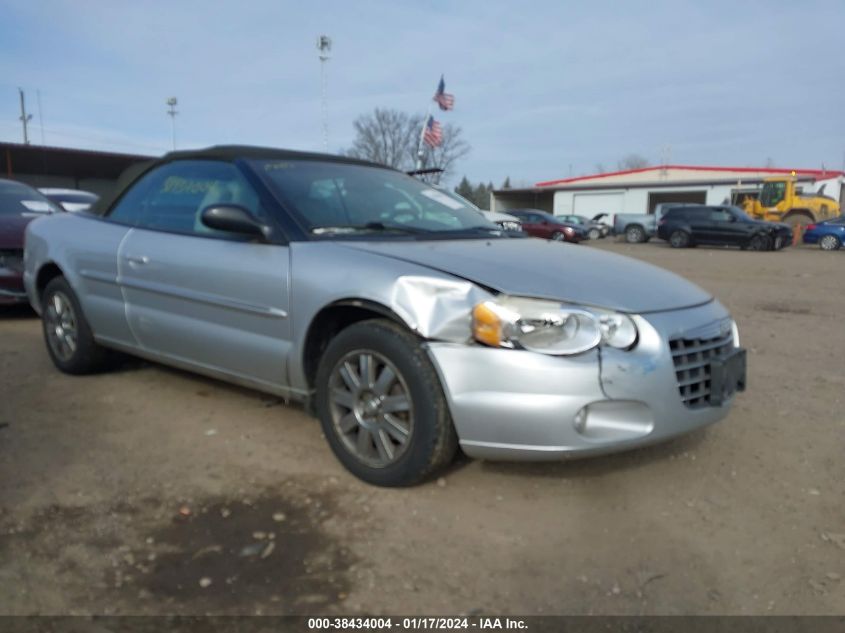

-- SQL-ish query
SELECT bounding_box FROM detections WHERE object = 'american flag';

[433,75,455,111]
[423,116,443,147]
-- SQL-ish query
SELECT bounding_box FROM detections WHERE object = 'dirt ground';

[0,239,843,616]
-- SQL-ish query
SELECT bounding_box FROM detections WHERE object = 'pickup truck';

[613,203,696,243]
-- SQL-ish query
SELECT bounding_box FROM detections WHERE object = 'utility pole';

[18,88,33,145]
[317,35,332,151]
[166,97,178,150]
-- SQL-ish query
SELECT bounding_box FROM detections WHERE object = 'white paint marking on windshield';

[420,189,466,210]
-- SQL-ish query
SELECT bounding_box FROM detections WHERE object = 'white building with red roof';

[491,164,844,218]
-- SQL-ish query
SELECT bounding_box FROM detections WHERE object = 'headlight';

[731,320,740,347]
[500,221,522,231]
[472,296,638,355]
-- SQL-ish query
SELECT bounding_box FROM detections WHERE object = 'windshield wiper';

[310,222,432,235]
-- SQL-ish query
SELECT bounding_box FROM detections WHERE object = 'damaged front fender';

[389,275,494,342]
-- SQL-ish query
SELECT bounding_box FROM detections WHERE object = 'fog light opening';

[573,406,588,433]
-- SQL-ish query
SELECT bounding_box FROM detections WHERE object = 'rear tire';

[41,276,113,374]
[669,230,690,248]
[625,225,646,243]
[819,234,841,251]
[315,319,458,487]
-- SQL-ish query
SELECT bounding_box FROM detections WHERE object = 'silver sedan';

[24,146,747,486]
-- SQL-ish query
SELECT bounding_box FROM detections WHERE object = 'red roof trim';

[536,165,845,187]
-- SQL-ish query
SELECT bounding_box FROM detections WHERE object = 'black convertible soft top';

[92,145,390,215]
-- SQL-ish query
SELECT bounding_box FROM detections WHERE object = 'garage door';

[573,192,624,216]
[647,190,706,213]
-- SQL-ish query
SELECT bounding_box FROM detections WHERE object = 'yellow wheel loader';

[742,175,840,231]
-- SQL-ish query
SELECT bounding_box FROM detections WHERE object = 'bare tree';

[617,153,650,170]
[345,108,470,180]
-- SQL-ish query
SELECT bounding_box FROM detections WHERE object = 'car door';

[686,207,714,243]
[702,208,733,245]
[113,159,292,390]
[516,212,542,237]
[534,213,556,238]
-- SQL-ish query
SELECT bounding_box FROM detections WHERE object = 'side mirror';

[200,205,271,240]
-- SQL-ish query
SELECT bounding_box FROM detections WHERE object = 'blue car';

[803,216,845,251]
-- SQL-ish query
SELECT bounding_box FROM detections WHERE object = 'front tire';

[41,276,113,374]
[748,234,769,251]
[819,235,841,251]
[669,230,690,248]
[588,228,601,240]
[625,225,646,243]
[315,319,458,487]
[551,231,565,241]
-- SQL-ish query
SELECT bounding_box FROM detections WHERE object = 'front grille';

[669,330,734,409]
[0,249,24,273]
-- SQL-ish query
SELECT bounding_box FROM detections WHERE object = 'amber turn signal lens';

[472,302,502,347]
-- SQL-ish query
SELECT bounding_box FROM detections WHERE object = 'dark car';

[657,205,792,251]
[507,209,586,243]
[1,179,62,304]
[803,216,845,251]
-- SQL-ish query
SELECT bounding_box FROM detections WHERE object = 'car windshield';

[0,181,62,215]
[252,160,501,238]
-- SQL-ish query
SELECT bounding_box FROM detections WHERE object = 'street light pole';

[317,35,332,151]
[166,97,179,150]
[18,88,33,145]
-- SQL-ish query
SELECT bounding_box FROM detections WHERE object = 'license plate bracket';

[710,348,747,406]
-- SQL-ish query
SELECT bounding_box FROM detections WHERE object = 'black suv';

[656,205,792,251]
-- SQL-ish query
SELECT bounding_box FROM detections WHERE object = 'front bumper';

[426,300,739,460]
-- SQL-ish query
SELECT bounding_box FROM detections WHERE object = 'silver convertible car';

[24,146,747,486]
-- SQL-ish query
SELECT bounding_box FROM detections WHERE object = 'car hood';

[341,239,712,313]
[0,213,39,249]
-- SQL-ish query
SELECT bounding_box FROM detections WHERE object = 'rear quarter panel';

[25,214,135,344]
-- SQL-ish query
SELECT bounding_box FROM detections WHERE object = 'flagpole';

[415,101,433,171]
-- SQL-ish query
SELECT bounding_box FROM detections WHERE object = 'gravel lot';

[1,239,843,616]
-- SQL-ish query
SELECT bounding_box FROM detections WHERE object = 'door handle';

[125,255,150,266]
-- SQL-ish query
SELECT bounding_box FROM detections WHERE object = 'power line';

[36,89,45,145]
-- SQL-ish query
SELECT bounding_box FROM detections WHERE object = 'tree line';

[344,107,655,198]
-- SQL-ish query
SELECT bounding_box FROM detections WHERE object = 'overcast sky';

[1,0,843,185]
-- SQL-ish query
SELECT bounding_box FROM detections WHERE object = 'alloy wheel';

[626,227,644,243]
[820,235,840,251]
[327,350,414,468]
[44,291,78,362]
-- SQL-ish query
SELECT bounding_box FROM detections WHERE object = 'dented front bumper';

[426,300,739,460]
